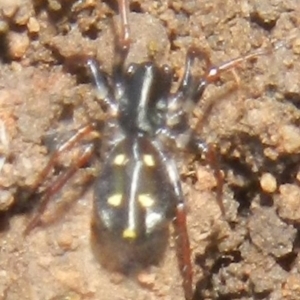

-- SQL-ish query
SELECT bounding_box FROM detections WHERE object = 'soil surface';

[1,0,300,300]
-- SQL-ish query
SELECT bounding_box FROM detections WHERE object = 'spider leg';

[87,58,119,114]
[164,46,272,212]
[158,127,224,215]
[152,140,193,300]
[66,55,118,113]
[168,46,271,123]
[188,136,224,215]
[118,0,130,54]
[113,0,130,91]
[24,124,99,235]
[165,155,193,300]
[173,201,193,300]
[24,144,94,235]
[29,124,97,195]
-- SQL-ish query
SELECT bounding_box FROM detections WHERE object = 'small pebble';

[50,292,81,300]
[109,272,125,285]
[57,232,75,251]
[276,184,300,222]
[27,17,40,34]
[0,189,14,211]
[7,31,30,59]
[0,20,9,34]
[292,38,300,55]
[260,173,277,193]
[137,271,156,289]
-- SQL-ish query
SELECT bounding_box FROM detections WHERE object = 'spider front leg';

[66,55,118,113]
[168,45,271,124]
[23,124,98,235]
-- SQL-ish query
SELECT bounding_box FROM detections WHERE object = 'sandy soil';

[1,0,300,299]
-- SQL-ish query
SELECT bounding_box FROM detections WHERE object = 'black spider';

[24,1,270,299]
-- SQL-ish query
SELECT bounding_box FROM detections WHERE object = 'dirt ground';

[1,0,300,299]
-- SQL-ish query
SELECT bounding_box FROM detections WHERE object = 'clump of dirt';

[0,0,300,300]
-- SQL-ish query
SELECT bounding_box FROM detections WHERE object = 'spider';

[23,0,272,299]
